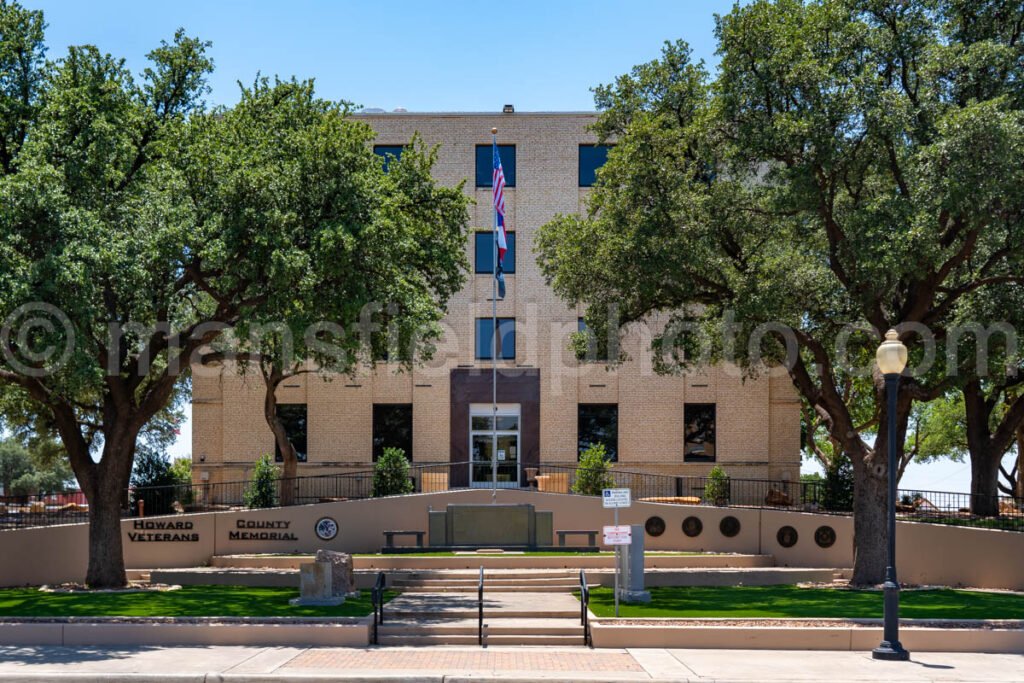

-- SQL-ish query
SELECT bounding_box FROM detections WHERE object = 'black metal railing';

[371,571,386,645]
[579,569,591,647]
[2,459,1021,533]
[477,565,485,648]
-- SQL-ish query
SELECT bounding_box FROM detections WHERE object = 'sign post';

[602,488,631,617]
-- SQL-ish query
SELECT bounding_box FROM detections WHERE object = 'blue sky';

[34,0,735,112]
[29,0,1003,494]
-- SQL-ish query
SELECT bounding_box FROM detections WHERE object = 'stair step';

[399,571,575,580]
[377,634,586,646]
[388,609,579,619]
[392,577,578,586]
[394,585,579,593]
[378,618,583,636]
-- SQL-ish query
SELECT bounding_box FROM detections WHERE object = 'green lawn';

[0,586,393,618]
[582,586,1024,620]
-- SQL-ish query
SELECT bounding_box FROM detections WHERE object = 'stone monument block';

[289,560,344,607]
[315,549,356,596]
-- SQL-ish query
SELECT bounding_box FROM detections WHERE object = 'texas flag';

[492,142,508,299]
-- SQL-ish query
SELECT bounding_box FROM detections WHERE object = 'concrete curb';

[589,620,1024,652]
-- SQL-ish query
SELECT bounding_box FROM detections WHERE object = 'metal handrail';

[478,566,485,647]
[579,569,591,647]
[371,571,386,645]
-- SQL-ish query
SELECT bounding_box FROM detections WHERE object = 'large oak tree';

[0,2,469,586]
[537,1,1024,584]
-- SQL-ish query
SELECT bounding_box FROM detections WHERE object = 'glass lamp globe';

[876,329,908,376]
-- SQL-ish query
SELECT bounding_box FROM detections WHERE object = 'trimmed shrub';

[373,447,413,497]
[244,454,280,509]
[704,465,731,506]
[572,443,614,496]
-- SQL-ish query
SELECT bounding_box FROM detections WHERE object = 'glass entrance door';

[470,405,520,488]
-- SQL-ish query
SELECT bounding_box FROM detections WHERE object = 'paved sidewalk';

[0,645,1021,681]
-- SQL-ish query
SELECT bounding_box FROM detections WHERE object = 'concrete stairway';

[390,569,580,593]
[377,573,587,646]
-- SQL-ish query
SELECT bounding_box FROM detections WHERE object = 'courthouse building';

[191,111,801,488]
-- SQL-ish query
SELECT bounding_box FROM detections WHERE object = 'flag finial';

[491,127,497,135]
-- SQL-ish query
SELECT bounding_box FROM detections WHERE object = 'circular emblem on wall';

[719,516,741,538]
[645,516,666,537]
[682,516,703,538]
[776,525,798,548]
[814,525,836,549]
[315,516,339,541]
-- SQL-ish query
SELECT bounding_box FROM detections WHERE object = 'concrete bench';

[383,530,425,549]
[556,530,597,547]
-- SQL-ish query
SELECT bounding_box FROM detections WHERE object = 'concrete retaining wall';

[0,619,369,647]
[1,489,1021,590]
[589,621,1024,653]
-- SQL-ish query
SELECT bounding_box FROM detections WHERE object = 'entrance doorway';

[469,404,520,488]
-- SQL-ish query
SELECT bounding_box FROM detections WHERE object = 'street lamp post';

[872,328,911,662]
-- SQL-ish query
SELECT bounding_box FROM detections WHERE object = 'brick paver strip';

[285,648,644,672]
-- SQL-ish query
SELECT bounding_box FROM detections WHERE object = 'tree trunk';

[85,479,128,588]
[851,456,888,586]
[261,367,296,506]
[963,381,1001,516]
[969,448,1001,516]
[74,421,140,589]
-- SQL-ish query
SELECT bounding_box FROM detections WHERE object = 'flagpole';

[491,128,499,504]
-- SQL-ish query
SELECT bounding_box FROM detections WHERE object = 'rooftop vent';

[503,104,514,113]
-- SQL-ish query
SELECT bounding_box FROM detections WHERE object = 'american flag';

[492,142,508,264]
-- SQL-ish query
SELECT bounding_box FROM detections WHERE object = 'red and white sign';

[602,525,632,546]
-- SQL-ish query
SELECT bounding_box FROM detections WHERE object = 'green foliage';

[821,454,854,512]
[535,1,1024,581]
[704,465,730,505]
[0,0,467,585]
[0,437,73,496]
[0,440,30,495]
[571,443,614,496]
[244,455,279,509]
[372,447,413,497]
[131,450,193,515]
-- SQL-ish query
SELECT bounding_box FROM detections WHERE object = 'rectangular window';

[373,404,413,461]
[577,318,611,362]
[578,404,618,462]
[274,404,308,463]
[578,144,611,187]
[474,232,516,274]
[475,318,515,360]
[683,404,716,462]
[476,144,516,187]
[373,145,404,172]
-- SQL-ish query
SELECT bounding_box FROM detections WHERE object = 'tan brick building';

[191,111,801,488]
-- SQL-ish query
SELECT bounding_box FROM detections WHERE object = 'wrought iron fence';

[2,459,1021,532]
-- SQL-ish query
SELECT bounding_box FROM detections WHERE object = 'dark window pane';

[498,318,515,359]
[373,404,413,461]
[475,318,515,360]
[684,404,716,462]
[578,145,611,187]
[373,145,404,172]
[474,232,516,274]
[274,404,307,463]
[476,145,516,187]
[578,404,618,462]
